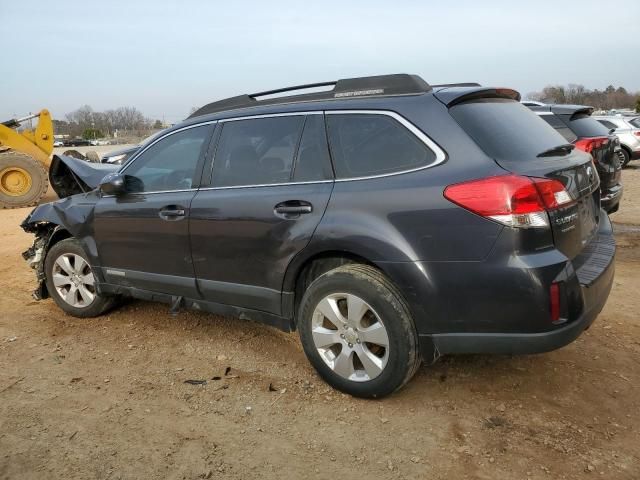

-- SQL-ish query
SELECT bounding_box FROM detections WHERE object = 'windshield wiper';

[536,143,576,158]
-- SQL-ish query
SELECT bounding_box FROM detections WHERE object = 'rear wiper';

[537,143,576,157]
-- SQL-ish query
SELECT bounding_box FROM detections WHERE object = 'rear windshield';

[449,99,569,162]
[560,114,610,138]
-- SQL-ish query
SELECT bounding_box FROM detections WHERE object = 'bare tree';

[528,84,639,110]
[62,105,153,138]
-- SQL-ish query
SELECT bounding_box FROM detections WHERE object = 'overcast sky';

[2,0,639,122]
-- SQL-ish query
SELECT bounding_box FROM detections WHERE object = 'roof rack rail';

[189,74,431,118]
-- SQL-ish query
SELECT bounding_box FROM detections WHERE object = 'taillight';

[574,137,609,154]
[633,131,640,137]
[443,175,573,228]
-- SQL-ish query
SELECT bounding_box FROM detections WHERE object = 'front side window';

[123,125,211,193]
[212,116,305,187]
[326,114,435,178]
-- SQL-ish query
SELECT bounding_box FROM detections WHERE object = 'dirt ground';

[1,165,639,480]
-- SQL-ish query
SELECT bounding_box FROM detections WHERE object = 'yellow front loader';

[0,109,53,208]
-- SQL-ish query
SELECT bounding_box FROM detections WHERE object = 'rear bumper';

[424,253,613,355]
[601,184,623,214]
[394,213,616,360]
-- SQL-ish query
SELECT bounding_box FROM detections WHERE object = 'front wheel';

[298,264,421,398]
[44,238,116,317]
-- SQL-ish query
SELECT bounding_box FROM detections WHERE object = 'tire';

[0,151,48,208]
[298,264,421,398]
[620,148,631,168]
[44,238,116,318]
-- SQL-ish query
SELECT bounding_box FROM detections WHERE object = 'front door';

[189,114,334,314]
[93,123,214,297]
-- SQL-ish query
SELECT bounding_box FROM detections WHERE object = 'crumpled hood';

[49,154,118,198]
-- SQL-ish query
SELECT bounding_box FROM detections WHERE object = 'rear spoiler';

[548,105,594,118]
[434,87,521,107]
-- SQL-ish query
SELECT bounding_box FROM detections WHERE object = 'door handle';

[159,205,186,220]
[274,201,313,217]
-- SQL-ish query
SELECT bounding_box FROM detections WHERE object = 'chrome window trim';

[324,109,446,182]
[199,179,333,192]
[207,109,445,188]
[218,111,322,123]
[100,188,197,198]
[114,109,447,193]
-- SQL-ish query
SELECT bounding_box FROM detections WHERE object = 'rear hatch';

[444,95,600,260]
[557,112,622,189]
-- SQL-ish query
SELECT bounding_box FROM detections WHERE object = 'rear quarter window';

[326,114,436,178]
[449,99,569,162]
[629,117,640,128]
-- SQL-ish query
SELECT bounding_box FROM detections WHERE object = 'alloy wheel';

[52,253,96,308]
[311,293,389,382]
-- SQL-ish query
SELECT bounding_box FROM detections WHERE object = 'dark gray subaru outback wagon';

[22,74,615,398]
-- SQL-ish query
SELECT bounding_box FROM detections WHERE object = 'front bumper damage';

[21,222,56,300]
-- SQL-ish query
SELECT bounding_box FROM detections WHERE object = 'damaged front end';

[21,222,57,300]
[21,154,111,299]
[21,192,101,300]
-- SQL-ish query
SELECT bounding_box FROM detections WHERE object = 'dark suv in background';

[526,104,623,213]
[23,74,615,398]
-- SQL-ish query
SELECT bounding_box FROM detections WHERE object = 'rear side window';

[630,117,640,128]
[326,114,435,178]
[560,113,610,138]
[212,116,304,187]
[292,115,333,182]
[449,99,570,162]
[540,114,578,142]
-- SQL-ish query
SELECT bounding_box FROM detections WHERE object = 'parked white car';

[593,115,640,166]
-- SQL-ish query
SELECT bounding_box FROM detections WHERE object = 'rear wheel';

[0,151,48,208]
[298,264,421,398]
[44,238,116,317]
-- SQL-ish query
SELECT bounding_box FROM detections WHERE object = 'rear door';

[189,113,334,314]
[449,99,601,259]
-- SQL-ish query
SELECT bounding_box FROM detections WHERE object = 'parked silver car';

[593,115,640,166]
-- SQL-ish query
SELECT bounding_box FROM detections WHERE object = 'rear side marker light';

[550,282,561,323]
[443,174,574,229]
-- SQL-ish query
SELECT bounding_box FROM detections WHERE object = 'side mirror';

[99,172,126,196]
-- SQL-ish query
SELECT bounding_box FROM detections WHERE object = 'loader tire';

[0,151,48,209]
